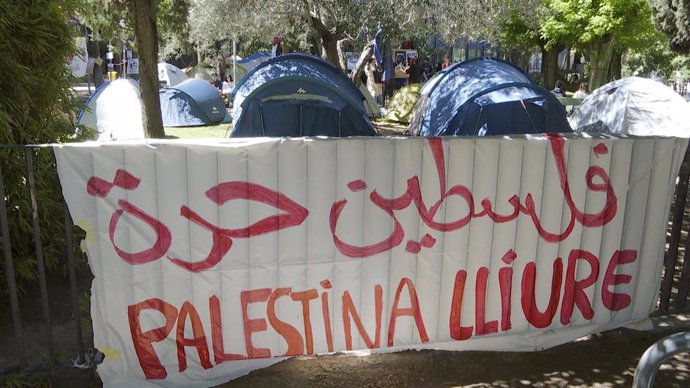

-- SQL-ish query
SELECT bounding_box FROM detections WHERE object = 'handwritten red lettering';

[331,137,618,257]
[388,277,429,346]
[291,289,318,355]
[267,288,304,356]
[342,286,382,350]
[176,301,212,372]
[241,288,272,359]
[449,270,473,340]
[521,258,563,328]
[209,296,246,363]
[320,280,334,352]
[602,250,637,310]
[475,267,498,335]
[499,249,517,331]
[93,171,309,271]
[110,200,172,265]
[128,298,178,379]
[561,249,599,325]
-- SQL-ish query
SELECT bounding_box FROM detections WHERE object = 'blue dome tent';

[159,78,227,127]
[409,58,571,136]
[230,53,377,137]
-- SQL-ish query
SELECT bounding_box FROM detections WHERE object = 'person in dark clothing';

[551,80,566,97]
[212,73,223,91]
[405,56,423,85]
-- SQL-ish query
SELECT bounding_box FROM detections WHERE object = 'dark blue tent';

[409,58,571,136]
[230,53,377,137]
[159,78,227,127]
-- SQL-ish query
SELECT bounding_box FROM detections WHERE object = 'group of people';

[211,72,234,106]
[551,79,590,99]
[364,52,430,106]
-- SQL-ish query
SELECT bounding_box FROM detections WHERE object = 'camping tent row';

[78,77,227,140]
[79,57,690,141]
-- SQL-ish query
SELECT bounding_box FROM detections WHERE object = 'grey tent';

[409,57,571,136]
[159,78,227,127]
[570,77,690,137]
[230,53,377,137]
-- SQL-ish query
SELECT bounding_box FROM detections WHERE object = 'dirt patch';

[222,317,690,387]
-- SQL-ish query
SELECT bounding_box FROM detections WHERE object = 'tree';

[133,0,165,139]
[649,0,690,53]
[186,0,545,87]
[0,1,88,299]
[78,0,190,139]
[501,0,659,90]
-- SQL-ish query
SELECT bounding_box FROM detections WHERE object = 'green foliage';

[500,11,542,50]
[539,0,654,50]
[649,0,690,53]
[77,0,191,61]
[0,1,89,300]
[623,33,678,78]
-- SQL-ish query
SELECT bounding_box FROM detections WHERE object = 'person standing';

[405,56,422,85]
[364,57,383,105]
[271,35,283,58]
[441,54,452,70]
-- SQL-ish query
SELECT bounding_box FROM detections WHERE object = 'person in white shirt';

[573,82,589,99]
[271,36,283,58]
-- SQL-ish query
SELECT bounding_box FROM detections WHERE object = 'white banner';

[54,135,687,387]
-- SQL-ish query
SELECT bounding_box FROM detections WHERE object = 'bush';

[0,1,90,299]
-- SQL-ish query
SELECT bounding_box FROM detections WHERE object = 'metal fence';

[0,145,91,377]
[1,144,690,376]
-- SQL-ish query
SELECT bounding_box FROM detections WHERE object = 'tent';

[77,79,144,141]
[158,62,188,87]
[230,53,377,137]
[409,57,571,136]
[570,77,690,137]
[358,84,382,118]
[159,78,228,127]
[385,83,421,124]
[236,51,271,72]
[223,52,272,84]
[189,66,215,81]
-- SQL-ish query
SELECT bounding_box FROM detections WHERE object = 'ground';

[3,315,690,387]
[220,315,690,388]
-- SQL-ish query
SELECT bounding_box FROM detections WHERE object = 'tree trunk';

[321,34,339,67]
[337,38,351,74]
[608,50,622,82]
[133,0,165,138]
[587,35,616,90]
[350,42,374,87]
[542,46,562,91]
[307,13,340,67]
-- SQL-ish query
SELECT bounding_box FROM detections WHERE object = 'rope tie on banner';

[71,348,105,369]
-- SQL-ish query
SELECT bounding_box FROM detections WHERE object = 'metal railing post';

[633,331,690,388]
[24,148,56,368]
[64,202,85,364]
[0,158,26,368]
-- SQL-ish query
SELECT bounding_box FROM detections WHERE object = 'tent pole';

[233,38,236,84]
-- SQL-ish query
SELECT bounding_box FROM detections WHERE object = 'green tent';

[189,66,215,81]
[385,83,422,124]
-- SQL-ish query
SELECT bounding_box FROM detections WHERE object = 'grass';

[164,119,409,139]
[164,123,231,139]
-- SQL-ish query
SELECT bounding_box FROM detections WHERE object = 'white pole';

[232,38,237,85]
